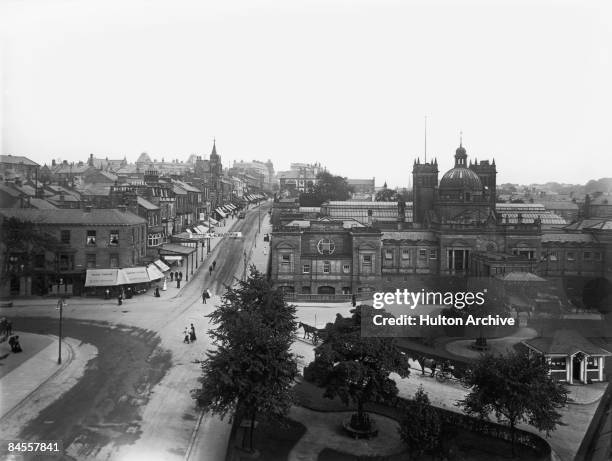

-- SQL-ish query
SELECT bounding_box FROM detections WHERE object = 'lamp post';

[57,298,64,364]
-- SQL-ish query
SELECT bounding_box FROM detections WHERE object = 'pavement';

[0,202,271,461]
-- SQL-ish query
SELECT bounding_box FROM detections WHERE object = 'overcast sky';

[2,0,611,187]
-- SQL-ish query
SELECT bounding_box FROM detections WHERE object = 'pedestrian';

[209,265,213,276]
[170,272,174,282]
[212,260,216,270]
[190,323,197,342]
[202,290,207,304]
[154,287,160,297]
[117,293,123,306]
[105,288,110,299]
[351,294,356,307]
[10,335,22,353]
[183,328,190,344]
[179,271,183,281]
[430,360,437,377]
[177,279,181,289]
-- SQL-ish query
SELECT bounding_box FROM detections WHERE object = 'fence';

[283,292,373,303]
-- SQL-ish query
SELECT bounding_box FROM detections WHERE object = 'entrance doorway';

[317,286,335,295]
[572,356,582,383]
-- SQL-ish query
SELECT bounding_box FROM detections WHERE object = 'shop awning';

[85,269,129,287]
[196,225,209,233]
[122,267,150,284]
[153,259,170,272]
[216,208,227,218]
[191,227,203,235]
[207,218,220,226]
[146,264,165,281]
[226,204,237,211]
[163,255,184,261]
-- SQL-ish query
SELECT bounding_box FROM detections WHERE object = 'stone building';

[0,207,147,297]
[270,220,382,295]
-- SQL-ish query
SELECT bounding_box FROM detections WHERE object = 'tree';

[375,186,399,202]
[308,306,410,431]
[191,268,299,452]
[458,350,567,456]
[299,171,353,206]
[399,385,442,459]
[0,217,60,285]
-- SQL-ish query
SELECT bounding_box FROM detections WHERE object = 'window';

[583,251,592,260]
[109,254,119,268]
[385,250,393,260]
[567,252,575,261]
[86,230,97,246]
[34,254,45,269]
[59,254,74,271]
[343,264,350,273]
[401,249,411,260]
[86,253,96,268]
[109,230,119,246]
[429,249,438,259]
[419,249,427,259]
[323,262,331,274]
[362,255,372,265]
[548,251,558,261]
[301,286,311,294]
[281,254,291,264]
[60,230,71,244]
[549,357,566,370]
[594,252,603,261]
[587,357,600,368]
[302,264,310,274]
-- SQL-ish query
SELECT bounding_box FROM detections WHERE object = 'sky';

[1,0,611,188]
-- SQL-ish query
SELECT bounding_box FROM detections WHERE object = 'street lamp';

[57,298,65,364]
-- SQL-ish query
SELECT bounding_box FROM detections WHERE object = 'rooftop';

[0,208,146,226]
[0,155,39,167]
[524,330,612,356]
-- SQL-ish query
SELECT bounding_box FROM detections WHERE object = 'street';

[0,202,271,461]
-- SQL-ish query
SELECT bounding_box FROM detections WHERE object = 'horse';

[298,322,319,343]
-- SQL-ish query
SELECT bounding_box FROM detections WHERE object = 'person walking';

[212,260,216,270]
[209,265,213,276]
[170,272,174,282]
[154,287,160,297]
[202,290,207,304]
[351,294,356,307]
[183,328,190,344]
[190,324,197,342]
[117,293,123,306]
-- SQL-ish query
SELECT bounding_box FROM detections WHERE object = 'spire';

[424,115,427,163]
[211,138,217,156]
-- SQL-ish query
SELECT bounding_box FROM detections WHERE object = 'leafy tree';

[191,267,299,452]
[299,171,353,206]
[399,385,442,458]
[375,186,399,202]
[309,306,410,431]
[0,217,60,284]
[458,350,567,456]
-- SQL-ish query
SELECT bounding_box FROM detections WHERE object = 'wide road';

[1,201,272,461]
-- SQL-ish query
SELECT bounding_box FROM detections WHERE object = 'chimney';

[367,209,373,226]
[52,159,56,166]
[84,205,93,213]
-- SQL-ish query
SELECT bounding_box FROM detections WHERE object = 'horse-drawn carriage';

[298,322,326,345]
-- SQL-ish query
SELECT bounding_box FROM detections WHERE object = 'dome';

[439,167,482,192]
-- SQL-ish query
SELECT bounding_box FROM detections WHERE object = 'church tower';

[412,157,438,226]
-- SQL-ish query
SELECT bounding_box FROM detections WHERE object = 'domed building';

[434,142,495,223]
[413,141,497,225]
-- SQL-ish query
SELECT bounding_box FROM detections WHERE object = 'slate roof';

[28,198,58,210]
[137,196,159,210]
[524,330,612,356]
[541,233,595,243]
[0,155,39,166]
[0,208,146,225]
[0,183,22,197]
